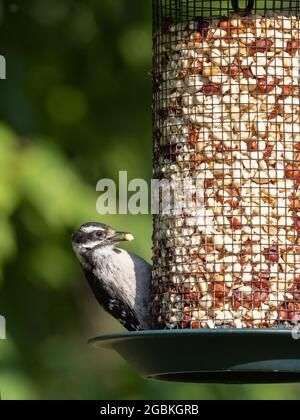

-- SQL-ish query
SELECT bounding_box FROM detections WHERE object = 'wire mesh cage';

[152,0,300,330]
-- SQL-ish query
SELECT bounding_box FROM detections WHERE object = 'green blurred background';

[0,0,299,400]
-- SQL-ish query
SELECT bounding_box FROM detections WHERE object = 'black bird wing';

[83,269,142,332]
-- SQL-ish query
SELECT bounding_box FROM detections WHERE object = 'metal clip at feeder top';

[232,0,255,14]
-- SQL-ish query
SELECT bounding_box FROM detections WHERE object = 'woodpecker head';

[72,223,134,254]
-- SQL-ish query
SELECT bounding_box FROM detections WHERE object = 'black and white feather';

[72,223,152,331]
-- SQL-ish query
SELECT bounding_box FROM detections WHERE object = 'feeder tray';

[90,329,300,384]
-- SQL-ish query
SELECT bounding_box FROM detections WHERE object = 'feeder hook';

[232,0,255,14]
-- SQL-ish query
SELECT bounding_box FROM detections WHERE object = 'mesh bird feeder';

[152,0,300,331]
[91,0,300,384]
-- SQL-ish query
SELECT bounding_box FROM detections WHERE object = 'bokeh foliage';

[0,0,299,400]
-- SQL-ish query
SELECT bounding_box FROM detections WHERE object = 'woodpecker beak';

[110,231,134,243]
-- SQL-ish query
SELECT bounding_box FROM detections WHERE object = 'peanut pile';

[152,15,300,329]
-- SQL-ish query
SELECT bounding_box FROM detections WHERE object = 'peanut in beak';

[124,234,134,242]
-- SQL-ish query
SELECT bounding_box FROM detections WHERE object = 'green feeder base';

[89,329,300,384]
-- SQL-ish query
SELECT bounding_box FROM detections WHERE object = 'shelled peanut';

[152,14,300,329]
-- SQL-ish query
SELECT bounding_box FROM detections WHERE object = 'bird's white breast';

[92,247,137,306]
[91,246,152,328]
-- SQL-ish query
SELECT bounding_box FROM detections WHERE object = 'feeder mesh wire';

[152,0,300,329]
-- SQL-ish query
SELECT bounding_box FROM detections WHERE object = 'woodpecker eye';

[95,231,105,238]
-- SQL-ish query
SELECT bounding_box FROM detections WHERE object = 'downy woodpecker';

[72,223,152,331]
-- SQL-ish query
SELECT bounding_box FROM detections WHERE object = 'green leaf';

[0,371,38,400]
[0,125,20,215]
[0,217,16,266]
[20,141,96,230]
